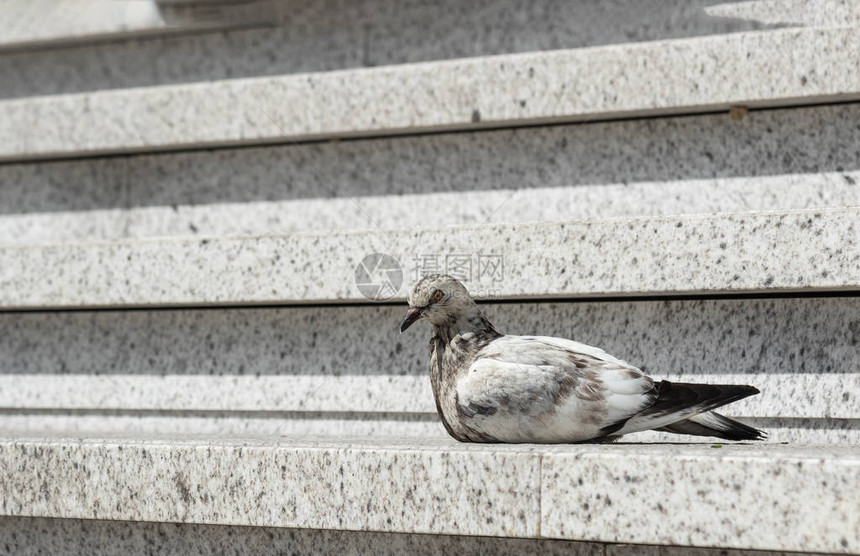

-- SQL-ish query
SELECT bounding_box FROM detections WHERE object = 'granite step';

[0,435,856,553]
[1,27,858,161]
[2,101,859,247]
[0,207,857,309]
[1,297,856,444]
[0,0,276,52]
[1,0,771,102]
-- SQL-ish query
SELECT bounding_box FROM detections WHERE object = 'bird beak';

[399,307,423,333]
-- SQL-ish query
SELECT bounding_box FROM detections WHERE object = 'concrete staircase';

[1,1,858,554]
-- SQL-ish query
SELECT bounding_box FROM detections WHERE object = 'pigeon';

[399,274,766,443]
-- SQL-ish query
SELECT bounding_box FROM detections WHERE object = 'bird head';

[400,274,476,333]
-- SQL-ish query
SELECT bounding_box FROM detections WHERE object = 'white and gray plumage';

[400,274,765,443]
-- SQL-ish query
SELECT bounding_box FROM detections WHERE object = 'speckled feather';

[402,275,765,443]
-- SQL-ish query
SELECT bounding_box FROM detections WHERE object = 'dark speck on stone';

[471,109,481,123]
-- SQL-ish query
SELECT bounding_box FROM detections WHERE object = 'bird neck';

[431,309,501,348]
[427,307,502,443]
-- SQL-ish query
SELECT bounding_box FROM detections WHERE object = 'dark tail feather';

[658,411,767,441]
[600,380,764,439]
[638,380,761,420]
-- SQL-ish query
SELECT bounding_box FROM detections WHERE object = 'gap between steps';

[0,288,858,315]
[2,409,854,431]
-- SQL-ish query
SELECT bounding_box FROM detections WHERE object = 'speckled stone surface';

[0,518,827,556]
[0,207,857,308]
[3,174,858,246]
[606,546,824,556]
[0,0,169,49]
[2,413,856,446]
[0,297,856,442]
[0,413,450,440]
[1,27,857,161]
[3,102,859,245]
[2,373,851,418]
[0,0,277,53]
[0,517,607,556]
[706,0,860,27]
[0,0,768,100]
[0,436,856,553]
[0,435,542,538]
[541,444,860,553]
[607,547,831,556]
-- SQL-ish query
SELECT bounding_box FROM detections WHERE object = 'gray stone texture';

[540,444,859,552]
[1,207,857,308]
[0,0,769,100]
[0,435,543,538]
[2,413,855,446]
[0,0,276,52]
[0,297,856,443]
[2,27,858,161]
[0,517,832,555]
[0,437,856,553]
[2,103,859,245]
[0,517,606,556]
[1,2,857,552]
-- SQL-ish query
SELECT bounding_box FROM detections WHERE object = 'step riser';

[4,102,859,245]
[2,208,857,308]
[3,172,858,246]
[0,516,607,556]
[6,103,855,219]
[2,298,855,428]
[0,0,766,100]
[2,28,858,161]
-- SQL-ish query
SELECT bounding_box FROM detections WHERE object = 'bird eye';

[432,290,444,303]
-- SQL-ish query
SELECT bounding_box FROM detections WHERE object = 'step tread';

[0,0,273,52]
[1,27,858,161]
[1,434,857,553]
[0,373,852,419]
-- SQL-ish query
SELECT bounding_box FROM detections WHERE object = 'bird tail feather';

[613,380,762,437]
[658,411,766,441]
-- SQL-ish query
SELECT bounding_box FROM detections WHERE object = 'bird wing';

[455,335,656,442]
